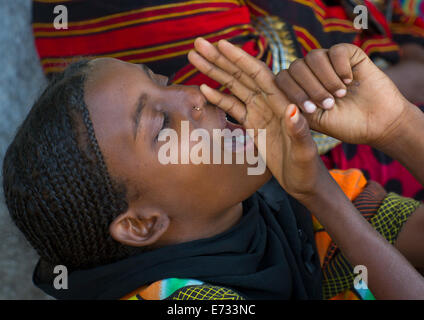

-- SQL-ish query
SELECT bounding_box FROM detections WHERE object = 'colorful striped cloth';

[121,278,244,300]
[33,0,268,80]
[32,0,424,77]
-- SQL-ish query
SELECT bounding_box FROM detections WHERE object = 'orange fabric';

[330,290,360,300]
[330,169,368,201]
[314,169,367,267]
[121,286,146,300]
[313,216,333,267]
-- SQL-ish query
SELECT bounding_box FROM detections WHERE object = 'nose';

[170,85,207,121]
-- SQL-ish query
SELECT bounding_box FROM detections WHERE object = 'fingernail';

[289,104,299,122]
[322,97,335,109]
[335,89,346,98]
[200,83,211,93]
[343,78,352,84]
[303,101,316,113]
[290,104,297,117]
[195,37,205,45]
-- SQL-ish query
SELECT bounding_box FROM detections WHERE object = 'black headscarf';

[33,178,322,300]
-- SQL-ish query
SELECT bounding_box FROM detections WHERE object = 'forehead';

[82,59,155,165]
[86,58,149,98]
[84,58,152,134]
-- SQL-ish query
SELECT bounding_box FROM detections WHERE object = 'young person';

[3,38,424,299]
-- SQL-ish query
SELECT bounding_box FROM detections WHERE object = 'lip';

[212,106,254,153]
[214,106,244,131]
[215,107,228,130]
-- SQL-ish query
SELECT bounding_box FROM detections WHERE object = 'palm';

[242,100,285,182]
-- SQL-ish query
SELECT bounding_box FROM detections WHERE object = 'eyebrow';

[133,93,148,140]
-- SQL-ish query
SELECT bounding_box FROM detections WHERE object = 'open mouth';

[213,105,254,153]
[223,113,253,153]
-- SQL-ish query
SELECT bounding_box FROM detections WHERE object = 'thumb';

[284,104,318,162]
[284,104,313,145]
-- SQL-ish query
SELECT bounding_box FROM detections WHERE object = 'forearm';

[302,167,424,299]
[376,101,424,186]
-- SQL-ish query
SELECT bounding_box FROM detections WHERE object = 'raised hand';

[188,38,327,200]
[276,44,414,150]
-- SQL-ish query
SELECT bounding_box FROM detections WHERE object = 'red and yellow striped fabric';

[32,0,424,82]
[32,0,268,82]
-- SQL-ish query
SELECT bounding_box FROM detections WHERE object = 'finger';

[217,39,278,95]
[217,39,291,116]
[200,84,247,125]
[188,49,260,107]
[288,59,336,110]
[328,44,355,85]
[193,37,258,91]
[275,69,317,114]
[304,49,347,98]
[284,104,317,162]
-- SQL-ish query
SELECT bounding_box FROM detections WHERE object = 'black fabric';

[33,178,322,300]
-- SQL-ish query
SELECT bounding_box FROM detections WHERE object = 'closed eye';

[156,112,170,141]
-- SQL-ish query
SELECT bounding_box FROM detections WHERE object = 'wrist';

[371,99,421,155]
[293,162,341,211]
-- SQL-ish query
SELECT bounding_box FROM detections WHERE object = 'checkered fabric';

[322,192,420,299]
[166,285,244,300]
[127,285,244,300]
[370,192,421,244]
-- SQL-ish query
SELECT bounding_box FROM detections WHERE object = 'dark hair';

[2,60,140,270]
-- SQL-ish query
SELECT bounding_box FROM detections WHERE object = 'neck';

[205,202,243,238]
[159,202,243,246]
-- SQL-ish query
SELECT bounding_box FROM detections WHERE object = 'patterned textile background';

[0,0,49,299]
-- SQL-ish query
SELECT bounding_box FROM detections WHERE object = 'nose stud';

[192,105,203,121]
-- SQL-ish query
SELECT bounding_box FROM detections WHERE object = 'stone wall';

[0,0,49,299]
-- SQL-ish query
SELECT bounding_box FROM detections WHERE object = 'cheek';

[145,163,211,214]
[150,124,270,203]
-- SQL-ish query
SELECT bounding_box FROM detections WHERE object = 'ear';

[109,208,170,247]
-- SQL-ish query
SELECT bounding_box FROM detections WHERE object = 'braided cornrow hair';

[2,60,142,270]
